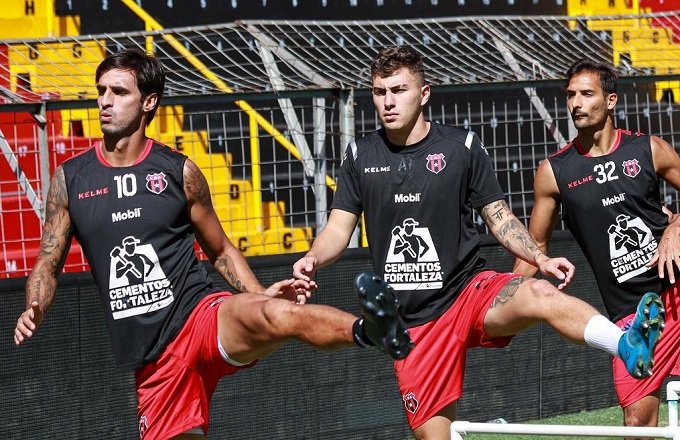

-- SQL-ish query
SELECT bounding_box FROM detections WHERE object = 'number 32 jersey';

[549,128,669,322]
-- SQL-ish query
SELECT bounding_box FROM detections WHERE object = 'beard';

[100,116,140,139]
[571,112,591,129]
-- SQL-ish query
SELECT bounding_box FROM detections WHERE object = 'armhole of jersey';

[340,139,357,165]
[349,139,358,160]
[180,155,189,203]
[60,165,70,210]
[464,131,475,149]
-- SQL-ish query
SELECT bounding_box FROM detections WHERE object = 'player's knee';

[623,411,655,427]
[527,278,561,302]
[507,279,562,320]
[260,298,301,335]
[623,404,658,427]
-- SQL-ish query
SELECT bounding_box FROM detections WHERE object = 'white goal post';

[452,380,680,439]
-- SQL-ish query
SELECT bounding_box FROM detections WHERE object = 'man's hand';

[293,255,318,281]
[292,255,319,303]
[14,301,43,346]
[263,278,315,304]
[647,214,680,283]
[535,255,575,290]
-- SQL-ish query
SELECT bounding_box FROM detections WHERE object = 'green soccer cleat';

[618,292,665,379]
[355,272,414,360]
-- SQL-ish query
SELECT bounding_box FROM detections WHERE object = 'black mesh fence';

[0,234,644,439]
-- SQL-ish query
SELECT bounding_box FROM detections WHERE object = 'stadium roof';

[1,11,679,102]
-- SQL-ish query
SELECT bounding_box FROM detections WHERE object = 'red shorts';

[613,284,680,407]
[134,292,256,439]
[393,270,519,429]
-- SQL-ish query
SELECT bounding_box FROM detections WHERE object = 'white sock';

[583,314,623,357]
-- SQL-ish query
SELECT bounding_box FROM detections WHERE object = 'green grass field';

[457,403,670,440]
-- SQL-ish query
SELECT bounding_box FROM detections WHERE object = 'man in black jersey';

[515,59,680,436]
[13,48,412,440]
[292,46,664,439]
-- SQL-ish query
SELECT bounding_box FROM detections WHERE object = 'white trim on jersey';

[464,131,475,149]
[350,139,358,159]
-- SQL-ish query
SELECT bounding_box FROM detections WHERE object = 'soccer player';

[293,46,665,439]
[514,59,680,434]
[13,48,412,440]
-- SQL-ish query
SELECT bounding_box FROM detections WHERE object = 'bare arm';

[653,135,680,187]
[512,159,561,277]
[15,166,73,345]
[293,209,359,281]
[648,136,680,282]
[481,199,548,266]
[481,168,573,288]
[183,159,266,294]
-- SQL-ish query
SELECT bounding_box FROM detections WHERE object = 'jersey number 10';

[114,174,138,198]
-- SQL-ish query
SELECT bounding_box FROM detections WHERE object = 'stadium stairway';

[568,0,680,102]
[0,2,312,277]
[160,122,312,256]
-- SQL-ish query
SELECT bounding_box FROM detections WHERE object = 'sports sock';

[583,314,623,357]
[352,318,374,348]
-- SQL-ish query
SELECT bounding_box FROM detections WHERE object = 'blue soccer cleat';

[355,272,414,360]
[617,292,665,379]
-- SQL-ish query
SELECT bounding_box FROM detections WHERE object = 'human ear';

[142,93,158,112]
[607,92,618,110]
[421,84,431,106]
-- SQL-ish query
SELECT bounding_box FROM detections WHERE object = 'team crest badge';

[146,172,168,194]
[403,392,419,414]
[426,153,446,174]
[622,159,640,178]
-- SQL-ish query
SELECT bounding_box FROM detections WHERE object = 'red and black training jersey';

[549,129,669,322]
[62,139,218,369]
[332,123,505,326]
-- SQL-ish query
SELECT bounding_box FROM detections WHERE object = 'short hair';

[96,48,165,124]
[370,46,426,85]
[566,59,617,95]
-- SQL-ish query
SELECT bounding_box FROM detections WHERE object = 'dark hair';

[96,48,165,124]
[566,59,617,95]
[371,46,425,85]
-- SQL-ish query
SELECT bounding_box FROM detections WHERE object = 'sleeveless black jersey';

[332,123,504,326]
[549,129,669,322]
[62,139,217,368]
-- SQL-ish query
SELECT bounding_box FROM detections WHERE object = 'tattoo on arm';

[184,160,212,209]
[184,160,254,292]
[43,167,72,267]
[26,273,56,307]
[481,200,543,262]
[489,277,525,309]
[28,166,72,308]
[214,256,247,293]
[496,218,542,256]
[481,200,506,228]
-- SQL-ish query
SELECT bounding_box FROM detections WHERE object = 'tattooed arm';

[183,158,267,294]
[512,158,561,278]
[480,198,573,289]
[15,166,73,345]
[480,199,548,265]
